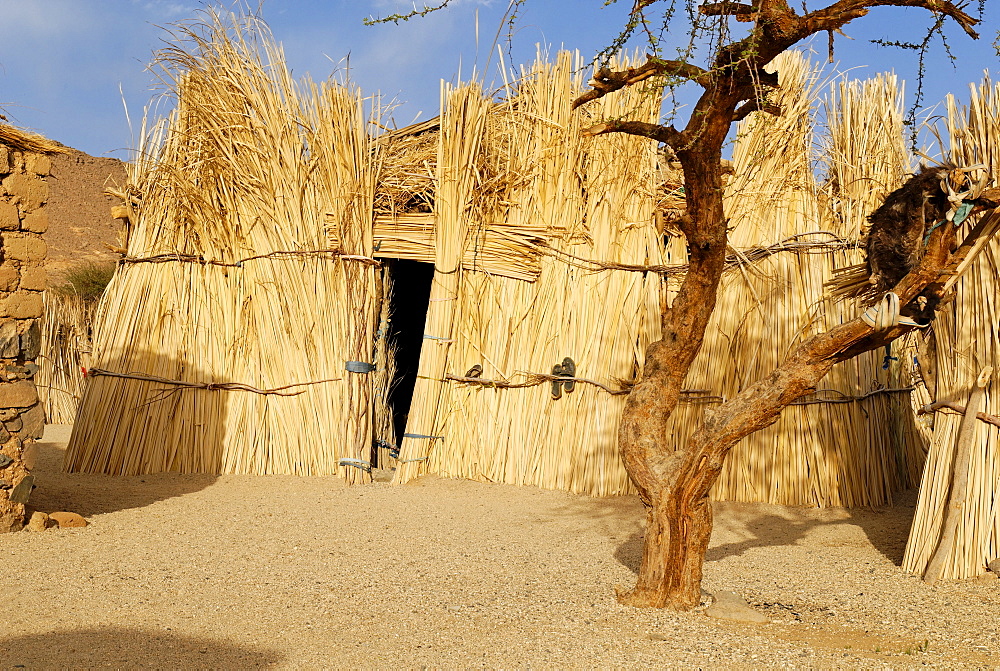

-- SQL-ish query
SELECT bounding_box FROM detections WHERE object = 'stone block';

[1,234,47,263]
[8,474,33,505]
[22,439,37,469]
[20,404,43,439]
[0,320,19,358]
[20,210,47,234]
[0,146,11,175]
[0,201,18,231]
[1,173,48,211]
[0,267,19,292]
[6,415,23,433]
[0,380,38,408]
[19,267,46,291]
[26,511,50,532]
[705,591,769,624]
[25,154,51,177]
[0,292,43,319]
[0,502,24,533]
[49,511,87,528]
[21,320,40,360]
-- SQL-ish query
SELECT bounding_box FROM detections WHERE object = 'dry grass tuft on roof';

[0,123,67,154]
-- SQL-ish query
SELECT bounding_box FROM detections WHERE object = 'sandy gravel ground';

[1,425,998,669]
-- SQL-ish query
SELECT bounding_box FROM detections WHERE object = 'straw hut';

[66,15,932,507]
[65,14,390,481]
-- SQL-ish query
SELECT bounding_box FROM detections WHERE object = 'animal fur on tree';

[865,165,1000,323]
[378,0,990,610]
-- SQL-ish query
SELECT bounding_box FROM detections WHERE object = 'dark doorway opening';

[386,259,435,443]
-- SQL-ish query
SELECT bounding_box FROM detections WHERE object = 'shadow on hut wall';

[34,349,225,515]
[0,627,281,668]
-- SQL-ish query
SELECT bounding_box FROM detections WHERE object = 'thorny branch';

[571,0,980,112]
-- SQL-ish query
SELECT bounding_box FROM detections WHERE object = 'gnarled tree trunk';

[618,218,969,608]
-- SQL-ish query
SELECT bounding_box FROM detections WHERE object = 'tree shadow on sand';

[612,497,919,574]
[0,627,281,668]
[28,349,227,517]
[26,431,219,517]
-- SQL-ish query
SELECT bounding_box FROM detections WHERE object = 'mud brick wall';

[0,142,48,532]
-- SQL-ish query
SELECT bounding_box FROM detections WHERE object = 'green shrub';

[52,261,117,302]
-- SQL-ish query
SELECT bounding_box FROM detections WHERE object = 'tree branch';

[732,99,781,121]
[918,401,1000,429]
[581,119,684,150]
[803,0,978,39]
[700,2,759,21]
[571,56,710,110]
[677,207,982,490]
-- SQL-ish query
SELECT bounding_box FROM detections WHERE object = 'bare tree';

[373,0,992,610]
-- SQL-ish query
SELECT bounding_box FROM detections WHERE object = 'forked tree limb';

[624,208,961,505]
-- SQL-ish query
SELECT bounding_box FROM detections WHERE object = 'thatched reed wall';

[37,293,95,424]
[65,13,392,479]
[393,53,665,494]
[903,79,1000,580]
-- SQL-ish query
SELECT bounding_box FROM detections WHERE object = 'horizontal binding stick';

[86,368,341,396]
[119,249,380,268]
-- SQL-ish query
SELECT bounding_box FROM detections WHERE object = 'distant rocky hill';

[45,148,128,280]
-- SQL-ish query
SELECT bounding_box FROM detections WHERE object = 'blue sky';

[0,0,997,158]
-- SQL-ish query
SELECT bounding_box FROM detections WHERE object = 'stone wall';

[0,141,49,532]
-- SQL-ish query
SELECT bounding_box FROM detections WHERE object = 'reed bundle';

[394,52,665,495]
[903,78,1000,580]
[0,123,66,155]
[327,213,543,281]
[393,84,493,481]
[64,11,391,478]
[666,53,925,506]
[37,292,96,424]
